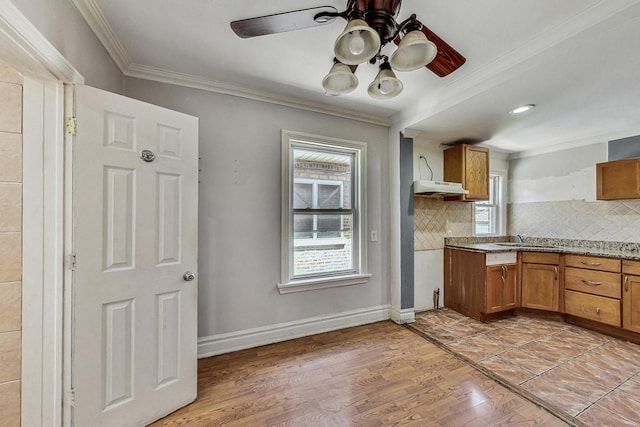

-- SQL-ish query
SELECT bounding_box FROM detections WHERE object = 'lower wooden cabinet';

[521,252,560,312]
[563,255,622,327]
[444,248,517,320]
[623,260,640,333]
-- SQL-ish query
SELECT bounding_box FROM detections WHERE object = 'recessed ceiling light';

[509,104,536,114]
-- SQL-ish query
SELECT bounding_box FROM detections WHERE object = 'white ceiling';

[73,0,640,154]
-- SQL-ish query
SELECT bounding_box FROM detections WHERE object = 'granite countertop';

[444,238,640,261]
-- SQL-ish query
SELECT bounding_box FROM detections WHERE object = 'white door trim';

[22,77,66,427]
[0,2,84,426]
[0,0,84,84]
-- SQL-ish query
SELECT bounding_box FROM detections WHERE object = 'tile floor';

[407,309,640,426]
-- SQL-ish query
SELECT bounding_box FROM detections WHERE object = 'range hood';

[413,180,469,197]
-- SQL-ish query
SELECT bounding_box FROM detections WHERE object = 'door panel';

[72,85,198,426]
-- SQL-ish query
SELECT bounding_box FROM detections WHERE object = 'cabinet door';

[596,158,640,200]
[443,144,489,202]
[521,263,559,311]
[503,264,518,310]
[623,274,640,333]
[464,146,490,200]
[486,265,505,313]
[486,264,517,314]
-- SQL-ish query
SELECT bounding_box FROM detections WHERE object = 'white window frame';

[279,130,370,294]
[474,171,506,236]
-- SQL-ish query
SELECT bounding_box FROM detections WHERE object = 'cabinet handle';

[581,261,602,267]
[501,265,506,285]
[596,307,601,315]
[624,275,629,292]
[554,266,558,281]
[581,279,602,286]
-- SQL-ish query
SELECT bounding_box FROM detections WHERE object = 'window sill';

[277,273,372,294]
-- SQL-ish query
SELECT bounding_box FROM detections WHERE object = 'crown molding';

[70,0,132,71]
[70,0,391,127]
[126,63,391,126]
[0,0,83,83]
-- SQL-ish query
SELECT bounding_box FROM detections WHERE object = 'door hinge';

[68,253,77,271]
[65,117,77,135]
[66,388,75,407]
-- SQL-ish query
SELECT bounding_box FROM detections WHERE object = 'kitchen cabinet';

[486,263,517,314]
[521,252,560,312]
[596,157,640,200]
[622,259,640,333]
[443,144,489,201]
[564,255,621,327]
[444,248,517,320]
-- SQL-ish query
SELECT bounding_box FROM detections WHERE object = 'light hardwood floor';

[152,321,566,426]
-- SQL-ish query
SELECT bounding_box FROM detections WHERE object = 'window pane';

[293,214,314,239]
[293,183,313,209]
[317,184,341,209]
[293,213,353,276]
[474,174,501,235]
[316,214,341,238]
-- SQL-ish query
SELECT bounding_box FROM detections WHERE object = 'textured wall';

[0,63,22,426]
[414,198,472,251]
[509,199,640,243]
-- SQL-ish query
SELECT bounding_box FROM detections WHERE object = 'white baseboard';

[390,306,415,324]
[198,305,391,358]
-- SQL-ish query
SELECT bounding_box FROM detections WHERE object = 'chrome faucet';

[516,234,528,243]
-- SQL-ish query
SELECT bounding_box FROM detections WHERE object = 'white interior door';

[70,85,198,426]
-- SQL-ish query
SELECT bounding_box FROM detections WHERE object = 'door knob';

[183,271,196,282]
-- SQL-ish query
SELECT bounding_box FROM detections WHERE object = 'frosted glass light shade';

[390,30,437,71]
[367,67,403,99]
[322,62,358,95]
[334,19,381,65]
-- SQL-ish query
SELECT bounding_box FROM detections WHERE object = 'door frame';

[0,1,83,425]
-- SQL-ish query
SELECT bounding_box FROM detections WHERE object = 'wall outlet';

[371,230,378,242]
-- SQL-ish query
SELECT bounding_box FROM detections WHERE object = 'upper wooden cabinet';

[596,157,640,200]
[443,144,489,201]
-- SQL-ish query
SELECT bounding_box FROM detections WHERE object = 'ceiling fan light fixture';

[390,30,438,71]
[334,19,381,65]
[368,62,403,99]
[322,61,359,95]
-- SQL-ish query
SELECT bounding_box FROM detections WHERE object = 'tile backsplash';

[509,199,640,243]
[414,198,640,252]
[414,197,472,251]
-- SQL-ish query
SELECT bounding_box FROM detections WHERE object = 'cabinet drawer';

[565,267,621,299]
[622,259,640,276]
[565,290,621,326]
[564,255,621,272]
[522,252,560,265]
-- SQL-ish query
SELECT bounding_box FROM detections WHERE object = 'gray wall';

[399,134,414,310]
[123,77,391,338]
[12,0,123,93]
[609,135,640,161]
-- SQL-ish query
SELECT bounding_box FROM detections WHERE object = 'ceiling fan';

[231,0,466,99]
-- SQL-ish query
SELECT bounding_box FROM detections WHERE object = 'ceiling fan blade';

[394,24,466,77]
[421,25,466,77]
[231,6,339,38]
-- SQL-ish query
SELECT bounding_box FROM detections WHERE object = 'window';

[279,130,370,293]
[294,179,344,239]
[474,173,505,236]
